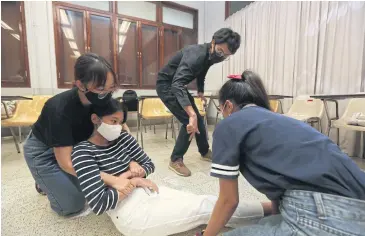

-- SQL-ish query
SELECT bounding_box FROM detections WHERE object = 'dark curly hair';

[212,28,241,54]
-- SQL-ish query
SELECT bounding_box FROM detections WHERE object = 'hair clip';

[227,75,242,80]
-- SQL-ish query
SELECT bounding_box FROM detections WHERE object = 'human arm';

[204,179,239,236]
[122,132,155,177]
[54,145,130,189]
[205,121,242,235]
[171,53,203,138]
[71,146,135,215]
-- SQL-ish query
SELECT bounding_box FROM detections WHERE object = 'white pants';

[107,186,264,236]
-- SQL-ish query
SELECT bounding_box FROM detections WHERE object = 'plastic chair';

[2,95,52,153]
[330,99,365,148]
[269,100,280,113]
[138,98,175,149]
[284,95,324,132]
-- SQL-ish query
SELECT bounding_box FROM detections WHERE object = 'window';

[117,1,156,21]
[225,1,254,19]
[1,1,30,88]
[53,1,198,89]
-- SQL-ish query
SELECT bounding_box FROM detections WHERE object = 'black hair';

[91,98,128,124]
[74,53,119,88]
[212,28,241,54]
[219,70,271,110]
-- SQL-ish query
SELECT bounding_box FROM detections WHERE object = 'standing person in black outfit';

[156,28,241,177]
[23,53,131,216]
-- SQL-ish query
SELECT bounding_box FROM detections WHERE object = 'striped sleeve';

[71,145,119,215]
[210,121,241,179]
[122,132,155,176]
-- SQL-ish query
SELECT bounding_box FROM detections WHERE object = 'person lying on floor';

[70,98,273,236]
[196,71,365,236]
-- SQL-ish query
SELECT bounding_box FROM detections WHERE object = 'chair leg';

[361,132,365,159]
[172,118,176,142]
[204,115,209,141]
[18,127,22,143]
[140,120,144,149]
[318,120,322,133]
[10,127,20,153]
[337,128,340,146]
[154,125,156,134]
[165,120,168,139]
[215,112,219,128]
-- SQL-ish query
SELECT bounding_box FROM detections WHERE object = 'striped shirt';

[71,132,155,215]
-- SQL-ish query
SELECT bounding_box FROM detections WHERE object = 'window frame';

[1,1,31,88]
[53,1,198,90]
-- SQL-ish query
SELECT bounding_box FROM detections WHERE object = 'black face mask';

[85,91,112,106]
[209,48,225,64]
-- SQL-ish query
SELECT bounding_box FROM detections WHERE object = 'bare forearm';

[100,172,119,187]
[204,198,238,236]
[60,163,76,176]
[184,105,196,117]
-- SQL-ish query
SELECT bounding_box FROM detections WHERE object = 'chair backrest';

[122,90,138,112]
[340,98,365,119]
[269,100,279,113]
[287,95,324,118]
[194,98,205,112]
[140,98,171,118]
[32,95,53,115]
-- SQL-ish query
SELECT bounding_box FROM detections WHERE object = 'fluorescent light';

[1,20,13,30]
[73,50,81,57]
[60,10,70,25]
[69,41,78,50]
[11,33,20,41]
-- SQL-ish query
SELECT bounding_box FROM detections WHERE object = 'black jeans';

[157,82,209,162]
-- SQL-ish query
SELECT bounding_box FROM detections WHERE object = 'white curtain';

[223,1,365,157]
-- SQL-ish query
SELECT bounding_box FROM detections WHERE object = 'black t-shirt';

[211,106,365,201]
[32,88,94,147]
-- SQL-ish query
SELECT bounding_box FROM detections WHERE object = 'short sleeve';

[210,121,241,179]
[42,104,74,147]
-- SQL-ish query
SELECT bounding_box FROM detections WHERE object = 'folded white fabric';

[347,112,365,127]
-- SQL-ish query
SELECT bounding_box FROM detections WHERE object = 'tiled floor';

[1,126,268,236]
[2,126,364,236]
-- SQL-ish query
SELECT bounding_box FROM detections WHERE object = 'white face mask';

[97,122,122,141]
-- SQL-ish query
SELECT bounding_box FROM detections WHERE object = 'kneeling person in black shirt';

[23,53,129,216]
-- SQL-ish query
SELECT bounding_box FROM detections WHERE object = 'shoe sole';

[168,165,191,177]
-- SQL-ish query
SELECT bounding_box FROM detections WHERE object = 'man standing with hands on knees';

[156,28,241,177]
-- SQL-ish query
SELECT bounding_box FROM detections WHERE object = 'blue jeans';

[23,131,85,216]
[225,190,365,236]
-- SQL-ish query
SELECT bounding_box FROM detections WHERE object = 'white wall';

[1,1,226,118]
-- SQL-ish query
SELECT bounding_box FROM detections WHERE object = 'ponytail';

[219,70,271,110]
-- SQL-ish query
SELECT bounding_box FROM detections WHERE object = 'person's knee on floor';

[51,191,85,217]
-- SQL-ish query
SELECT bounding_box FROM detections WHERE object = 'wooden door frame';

[1,1,31,88]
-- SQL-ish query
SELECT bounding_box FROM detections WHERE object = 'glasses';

[215,50,231,61]
[93,86,117,99]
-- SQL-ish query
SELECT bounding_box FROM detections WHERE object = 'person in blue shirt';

[199,70,365,236]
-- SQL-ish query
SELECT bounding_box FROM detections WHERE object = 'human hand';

[187,115,199,141]
[112,177,135,196]
[129,161,145,177]
[132,178,159,193]
[118,170,132,179]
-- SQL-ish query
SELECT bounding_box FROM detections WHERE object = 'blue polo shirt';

[211,106,365,201]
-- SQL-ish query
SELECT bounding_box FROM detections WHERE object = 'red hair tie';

[227,74,242,80]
